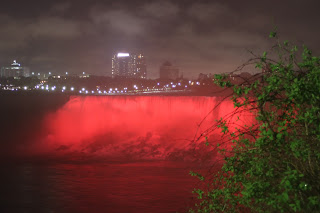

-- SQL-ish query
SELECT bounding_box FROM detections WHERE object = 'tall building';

[0,60,30,78]
[112,52,146,79]
[135,53,147,79]
[159,61,179,80]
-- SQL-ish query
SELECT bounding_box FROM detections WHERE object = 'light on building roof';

[11,60,20,66]
[117,53,130,57]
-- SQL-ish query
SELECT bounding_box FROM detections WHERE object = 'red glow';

[30,96,253,161]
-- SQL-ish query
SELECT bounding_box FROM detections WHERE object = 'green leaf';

[269,31,277,38]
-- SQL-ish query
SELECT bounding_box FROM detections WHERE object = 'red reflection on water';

[2,161,198,213]
[50,162,197,213]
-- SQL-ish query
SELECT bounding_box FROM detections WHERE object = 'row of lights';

[3,80,203,93]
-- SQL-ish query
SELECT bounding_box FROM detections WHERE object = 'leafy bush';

[190,32,320,212]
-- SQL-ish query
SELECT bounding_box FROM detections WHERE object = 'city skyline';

[0,0,319,79]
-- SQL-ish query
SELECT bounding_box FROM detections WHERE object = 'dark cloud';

[143,1,180,19]
[0,0,319,78]
[51,2,71,13]
[91,9,146,36]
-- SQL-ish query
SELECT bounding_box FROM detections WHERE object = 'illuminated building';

[0,60,30,78]
[112,52,147,78]
[135,54,147,79]
[159,61,179,80]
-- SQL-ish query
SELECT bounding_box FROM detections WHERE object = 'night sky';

[0,0,319,79]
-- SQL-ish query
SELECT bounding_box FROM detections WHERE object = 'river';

[0,94,247,212]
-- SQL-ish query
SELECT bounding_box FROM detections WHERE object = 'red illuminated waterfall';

[28,96,253,161]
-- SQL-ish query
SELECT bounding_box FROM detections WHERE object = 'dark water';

[0,94,251,212]
[1,161,197,213]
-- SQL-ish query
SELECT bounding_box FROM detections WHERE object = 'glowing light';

[117,53,130,57]
[62,86,66,90]
[82,88,85,91]
[23,86,27,90]
[39,96,254,163]
[11,60,20,66]
[71,87,74,91]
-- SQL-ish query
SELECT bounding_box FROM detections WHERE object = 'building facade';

[112,52,146,79]
[159,61,179,80]
[0,60,30,78]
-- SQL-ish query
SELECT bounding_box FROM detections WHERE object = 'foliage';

[190,33,320,212]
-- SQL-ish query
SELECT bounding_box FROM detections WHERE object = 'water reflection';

[2,161,196,213]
